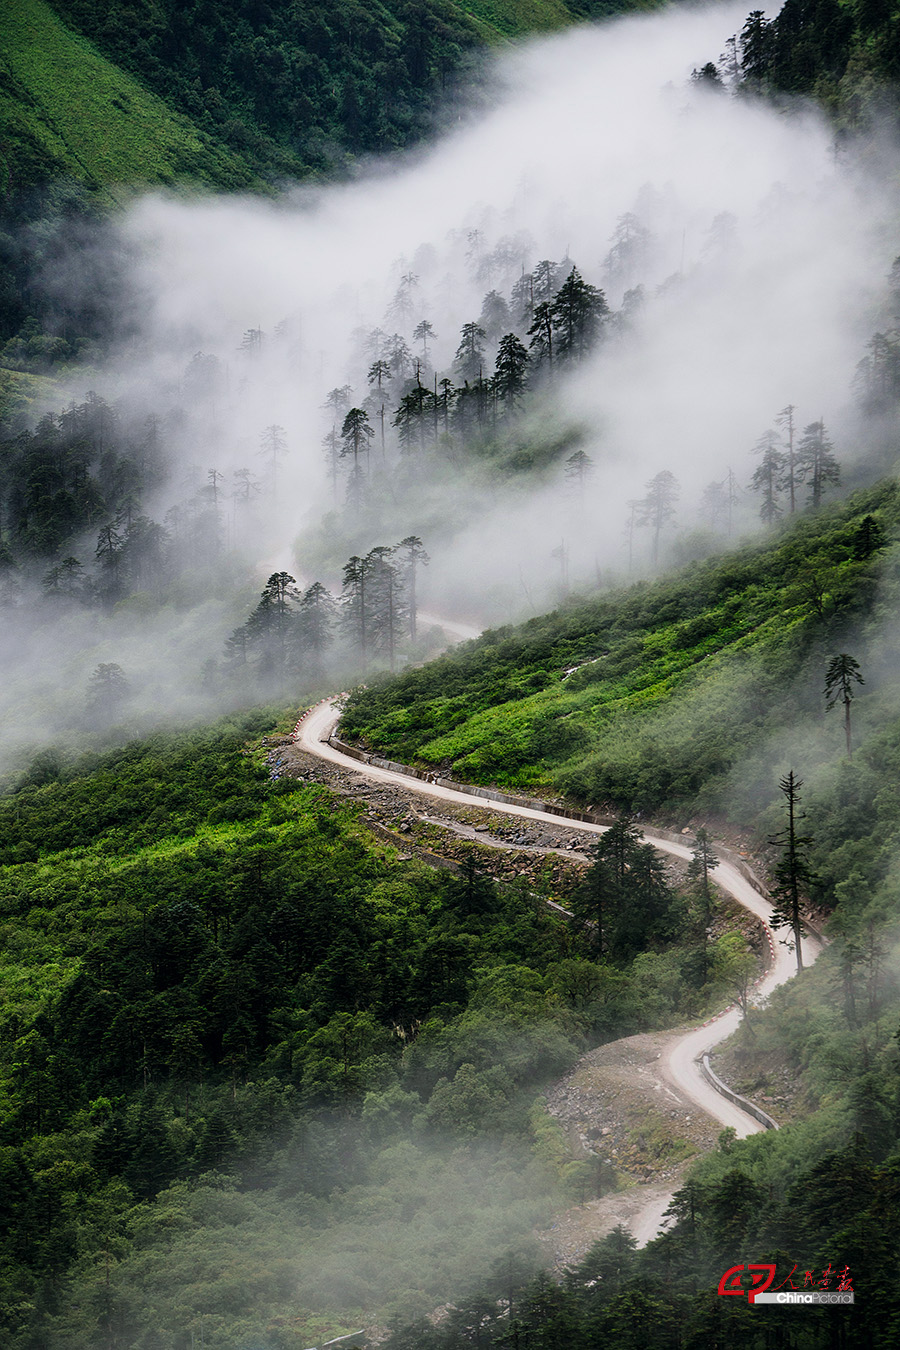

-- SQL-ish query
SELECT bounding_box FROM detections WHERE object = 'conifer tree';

[750,428,785,524]
[565,449,593,494]
[532,259,562,303]
[323,385,353,421]
[397,535,429,641]
[510,272,534,327]
[550,267,609,363]
[341,553,373,665]
[769,770,812,972]
[638,470,679,564]
[572,846,615,957]
[435,378,455,438]
[454,321,487,383]
[95,523,124,605]
[479,290,512,341]
[85,662,129,719]
[775,404,798,513]
[740,9,774,87]
[240,328,264,357]
[393,375,433,453]
[296,582,336,669]
[574,816,649,958]
[385,334,413,381]
[527,302,554,372]
[233,468,260,504]
[412,320,436,363]
[686,827,719,983]
[603,214,652,290]
[367,359,392,393]
[340,408,373,467]
[628,844,672,935]
[492,333,529,409]
[853,514,884,559]
[856,332,900,410]
[340,408,374,508]
[243,572,301,687]
[797,419,839,509]
[366,546,406,671]
[688,827,719,920]
[825,653,864,758]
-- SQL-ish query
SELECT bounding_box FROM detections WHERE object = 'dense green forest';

[40,0,662,176]
[0,713,763,1345]
[339,493,900,1347]
[375,699,900,1348]
[698,0,900,105]
[3,0,900,1344]
[4,506,900,1342]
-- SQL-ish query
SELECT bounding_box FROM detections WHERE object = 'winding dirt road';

[296,696,820,1243]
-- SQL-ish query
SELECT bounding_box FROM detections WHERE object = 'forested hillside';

[339,479,900,1348]
[44,0,665,172]
[1,0,658,202]
[3,0,900,1344]
[0,0,263,196]
[695,0,900,105]
[4,0,898,202]
[0,711,767,1345]
[342,479,900,813]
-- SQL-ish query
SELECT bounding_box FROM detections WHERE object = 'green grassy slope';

[40,0,663,190]
[458,0,579,38]
[2,542,899,1347]
[0,366,55,421]
[0,0,262,194]
[342,480,900,812]
[458,0,659,38]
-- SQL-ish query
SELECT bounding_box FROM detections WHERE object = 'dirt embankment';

[269,735,778,1265]
[269,735,595,891]
[536,1028,726,1267]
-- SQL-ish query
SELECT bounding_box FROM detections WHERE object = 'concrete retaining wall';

[362,817,465,876]
[700,1054,779,1131]
[329,735,782,893]
[361,817,574,917]
[329,730,828,961]
[330,734,617,824]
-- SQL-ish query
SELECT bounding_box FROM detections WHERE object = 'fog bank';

[4,0,899,769]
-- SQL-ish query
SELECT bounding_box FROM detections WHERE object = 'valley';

[2,0,900,1343]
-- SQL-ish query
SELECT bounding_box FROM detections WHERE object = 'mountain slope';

[0,0,262,196]
[40,0,662,187]
[341,480,900,815]
[458,0,584,37]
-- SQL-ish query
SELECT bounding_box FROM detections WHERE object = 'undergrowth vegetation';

[380,827,900,1348]
[343,479,900,812]
[342,470,900,1348]
[0,710,751,1346]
